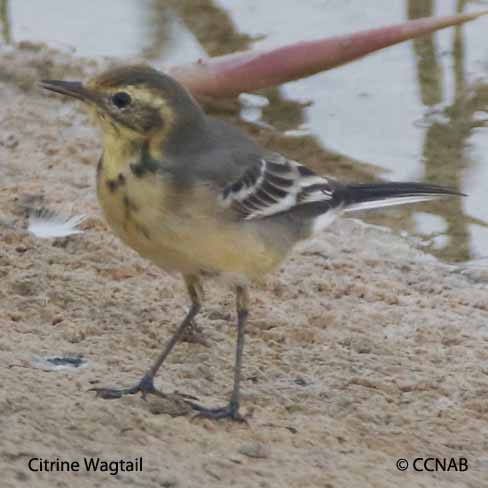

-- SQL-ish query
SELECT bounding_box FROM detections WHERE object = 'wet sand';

[1,44,488,488]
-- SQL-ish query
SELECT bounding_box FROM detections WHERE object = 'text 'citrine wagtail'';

[41,65,463,420]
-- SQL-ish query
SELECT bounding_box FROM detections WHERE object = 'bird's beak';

[39,80,99,105]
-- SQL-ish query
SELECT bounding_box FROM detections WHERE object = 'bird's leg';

[91,275,203,400]
[191,285,249,420]
[180,317,208,346]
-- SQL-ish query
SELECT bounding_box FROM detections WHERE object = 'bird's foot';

[190,400,244,421]
[90,373,163,400]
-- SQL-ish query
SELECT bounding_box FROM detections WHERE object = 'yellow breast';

[96,142,285,278]
[96,154,179,268]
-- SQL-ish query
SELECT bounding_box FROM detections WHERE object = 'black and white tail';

[342,182,464,213]
[220,153,465,230]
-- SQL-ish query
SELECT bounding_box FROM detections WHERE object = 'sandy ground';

[1,44,488,488]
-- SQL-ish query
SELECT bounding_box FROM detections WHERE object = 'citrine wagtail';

[41,65,463,420]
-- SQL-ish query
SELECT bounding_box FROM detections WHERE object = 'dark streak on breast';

[106,172,127,192]
[134,222,151,240]
[130,142,161,177]
[122,195,137,212]
[122,194,150,239]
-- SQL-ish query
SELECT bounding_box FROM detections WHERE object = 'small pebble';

[1,133,19,148]
[238,442,270,459]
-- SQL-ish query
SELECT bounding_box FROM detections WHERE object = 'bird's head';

[40,65,204,145]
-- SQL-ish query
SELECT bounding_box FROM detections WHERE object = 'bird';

[40,65,463,420]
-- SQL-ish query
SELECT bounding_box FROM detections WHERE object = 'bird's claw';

[89,373,160,400]
[89,374,199,405]
[190,400,245,421]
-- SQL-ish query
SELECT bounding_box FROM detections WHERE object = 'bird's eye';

[111,91,131,109]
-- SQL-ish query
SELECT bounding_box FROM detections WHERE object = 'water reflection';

[163,0,253,57]
[408,0,442,106]
[408,0,486,261]
[139,0,173,62]
[140,0,208,66]
[0,0,10,43]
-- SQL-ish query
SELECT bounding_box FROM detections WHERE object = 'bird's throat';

[100,130,142,181]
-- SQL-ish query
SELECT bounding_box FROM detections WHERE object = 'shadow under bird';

[41,65,463,420]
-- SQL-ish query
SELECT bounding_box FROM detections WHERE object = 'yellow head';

[40,65,204,146]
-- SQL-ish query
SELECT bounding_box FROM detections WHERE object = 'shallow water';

[2,0,487,261]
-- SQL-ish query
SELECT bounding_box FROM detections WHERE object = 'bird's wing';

[220,153,339,220]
